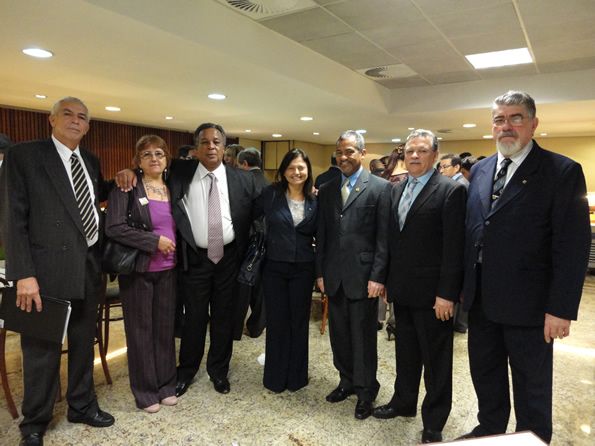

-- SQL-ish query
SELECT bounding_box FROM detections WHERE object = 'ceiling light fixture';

[483,135,493,139]
[465,47,533,69]
[165,116,173,120]
[35,94,47,99]
[463,123,476,128]
[208,93,226,100]
[245,130,251,133]
[313,132,319,135]
[391,138,401,142]
[300,117,313,121]
[408,127,414,130]
[105,106,121,111]
[23,48,53,58]
[272,134,282,137]
[540,133,547,136]
[356,129,366,134]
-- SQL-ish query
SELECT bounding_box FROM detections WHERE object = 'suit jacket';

[463,141,590,325]
[167,159,258,268]
[316,170,392,300]
[104,178,162,272]
[255,185,317,263]
[0,138,111,301]
[386,171,466,308]
[455,174,470,189]
[314,165,341,189]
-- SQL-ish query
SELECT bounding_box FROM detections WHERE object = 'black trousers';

[20,247,101,435]
[327,286,380,402]
[262,260,314,392]
[232,278,266,340]
[389,304,453,431]
[468,265,553,443]
[177,242,239,382]
[119,269,176,409]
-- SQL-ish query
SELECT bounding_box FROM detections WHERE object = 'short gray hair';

[406,129,438,152]
[492,90,536,119]
[51,96,90,121]
[336,130,365,152]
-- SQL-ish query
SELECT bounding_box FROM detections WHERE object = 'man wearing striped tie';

[0,97,115,446]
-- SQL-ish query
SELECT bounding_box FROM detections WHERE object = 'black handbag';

[101,190,147,276]
[237,229,266,286]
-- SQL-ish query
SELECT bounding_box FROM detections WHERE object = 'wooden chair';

[312,282,328,335]
[97,273,123,355]
[0,277,19,419]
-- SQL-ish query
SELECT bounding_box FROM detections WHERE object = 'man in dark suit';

[372,129,466,444]
[458,91,590,444]
[232,148,270,339]
[316,130,391,420]
[439,153,470,189]
[0,97,115,446]
[314,152,341,190]
[170,123,258,397]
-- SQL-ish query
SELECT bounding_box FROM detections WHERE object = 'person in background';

[316,130,391,420]
[224,144,244,168]
[380,145,408,185]
[105,135,178,414]
[438,154,470,189]
[233,147,270,340]
[0,97,115,446]
[0,133,13,169]
[177,144,199,160]
[255,148,317,392]
[458,91,590,444]
[369,159,385,176]
[314,152,341,190]
[460,155,477,181]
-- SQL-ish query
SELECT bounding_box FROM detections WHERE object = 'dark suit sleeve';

[437,183,467,302]
[369,180,392,285]
[547,161,590,320]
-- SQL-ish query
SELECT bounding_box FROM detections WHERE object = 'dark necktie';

[207,173,224,264]
[398,178,418,231]
[70,153,98,239]
[491,158,513,209]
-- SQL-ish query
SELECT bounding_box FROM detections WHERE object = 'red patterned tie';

[207,173,224,263]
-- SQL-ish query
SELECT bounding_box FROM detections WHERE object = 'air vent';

[436,129,453,134]
[216,0,316,19]
[357,64,417,80]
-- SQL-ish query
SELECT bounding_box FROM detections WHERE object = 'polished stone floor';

[1,275,594,445]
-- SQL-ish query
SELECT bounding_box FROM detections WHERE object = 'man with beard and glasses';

[457,91,590,444]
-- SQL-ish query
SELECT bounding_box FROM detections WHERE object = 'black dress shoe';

[421,428,443,444]
[455,432,476,440]
[377,321,384,330]
[211,377,230,394]
[386,323,396,341]
[20,432,43,446]
[354,400,373,420]
[67,409,115,428]
[372,404,416,419]
[325,386,355,403]
[175,379,191,397]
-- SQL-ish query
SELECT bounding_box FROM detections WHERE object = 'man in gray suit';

[316,130,392,420]
[439,153,470,189]
[0,97,115,446]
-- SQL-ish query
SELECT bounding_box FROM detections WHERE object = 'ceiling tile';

[325,0,423,30]
[259,7,350,41]
[413,0,512,17]
[375,76,431,88]
[450,30,527,56]
[338,50,401,70]
[361,19,442,49]
[424,70,482,85]
[477,63,538,79]
[301,32,382,59]
[517,0,595,26]
[532,39,595,63]
[538,57,595,74]
[388,40,471,75]
[430,3,520,39]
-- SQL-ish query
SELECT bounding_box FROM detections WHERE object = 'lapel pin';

[522,180,527,184]
[139,197,149,205]
[355,188,360,192]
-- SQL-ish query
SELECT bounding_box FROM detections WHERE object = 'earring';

[139,168,143,174]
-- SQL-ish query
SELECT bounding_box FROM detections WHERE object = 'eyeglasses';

[492,116,529,127]
[140,150,166,160]
[185,155,198,160]
[438,164,452,170]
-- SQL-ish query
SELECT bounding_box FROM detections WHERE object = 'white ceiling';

[1,0,595,145]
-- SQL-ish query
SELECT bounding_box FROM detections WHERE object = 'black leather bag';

[101,190,147,276]
[237,229,266,286]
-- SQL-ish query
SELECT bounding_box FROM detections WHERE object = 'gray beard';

[496,138,521,157]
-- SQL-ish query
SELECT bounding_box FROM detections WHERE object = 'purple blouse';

[146,200,177,272]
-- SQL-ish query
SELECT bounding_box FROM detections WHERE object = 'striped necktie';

[491,158,513,209]
[398,178,418,231]
[70,153,98,239]
[207,173,224,264]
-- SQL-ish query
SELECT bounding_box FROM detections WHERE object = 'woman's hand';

[158,236,176,255]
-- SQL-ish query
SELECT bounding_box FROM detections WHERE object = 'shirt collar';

[497,139,533,167]
[52,134,81,163]
[198,161,226,182]
[341,165,363,187]
[409,168,434,186]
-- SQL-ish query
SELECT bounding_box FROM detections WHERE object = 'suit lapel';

[475,155,498,218]
[343,170,369,210]
[403,171,439,226]
[42,140,86,238]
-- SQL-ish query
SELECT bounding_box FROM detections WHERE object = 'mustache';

[497,131,517,140]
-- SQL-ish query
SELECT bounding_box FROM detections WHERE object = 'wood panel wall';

[0,106,194,179]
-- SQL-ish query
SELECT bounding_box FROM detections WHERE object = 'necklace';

[143,178,168,199]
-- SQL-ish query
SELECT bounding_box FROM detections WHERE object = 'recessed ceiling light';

[437,137,443,140]
[165,116,174,120]
[463,123,476,128]
[245,130,251,133]
[105,106,121,111]
[313,132,319,136]
[391,138,401,142]
[23,48,53,58]
[300,117,313,121]
[356,129,366,134]
[465,47,532,69]
[208,93,226,100]
[35,94,47,99]
[483,135,493,139]
[540,133,547,136]
[272,134,282,138]
[408,127,414,131]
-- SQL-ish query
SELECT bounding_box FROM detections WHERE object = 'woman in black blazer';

[105,135,177,413]
[255,148,317,393]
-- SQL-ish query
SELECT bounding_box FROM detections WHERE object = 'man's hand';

[368,281,384,299]
[380,288,388,304]
[433,296,454,321]
[16,277,42,312]
[544,313,571,343]
[317,277,325,294]
[114,168,137,192]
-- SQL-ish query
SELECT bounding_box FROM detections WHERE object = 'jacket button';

[485,221,490,226]
[55,220,61,226]
[61,246,68,251]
